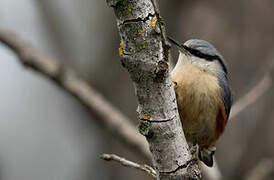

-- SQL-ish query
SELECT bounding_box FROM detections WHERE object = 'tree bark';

[106,0,201,179]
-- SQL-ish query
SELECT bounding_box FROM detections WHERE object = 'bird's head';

[168,37,228,75]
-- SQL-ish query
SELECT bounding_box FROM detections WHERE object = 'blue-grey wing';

[217,71,233,118]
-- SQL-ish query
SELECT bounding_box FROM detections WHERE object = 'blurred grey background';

[0,0,273,180]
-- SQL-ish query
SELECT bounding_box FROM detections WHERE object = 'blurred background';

[0,0,273,179]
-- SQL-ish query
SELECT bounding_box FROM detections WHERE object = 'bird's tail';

[198,146,216,167]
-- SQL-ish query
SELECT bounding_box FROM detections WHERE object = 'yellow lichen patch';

[138,29,144,35]
[142,114,151,120]
[128,8,132,12]
[118,43,123,56]
[151,16,157,28]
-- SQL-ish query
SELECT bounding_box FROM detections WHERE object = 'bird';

[168,37,233,167]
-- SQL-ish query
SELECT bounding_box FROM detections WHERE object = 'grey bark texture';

[107,0,201,179]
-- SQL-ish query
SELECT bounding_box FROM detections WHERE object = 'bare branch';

[0,28,150,159]
[243,158,274,180]
[101,153,157,178]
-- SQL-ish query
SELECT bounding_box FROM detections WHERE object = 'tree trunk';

[106,0,201,179]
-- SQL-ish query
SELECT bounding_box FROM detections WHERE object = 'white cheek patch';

[178,52,189,62]
[191,56,207,66]
[178,52,219,75]
[189,56,218,74]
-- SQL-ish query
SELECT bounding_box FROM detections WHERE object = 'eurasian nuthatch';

[168,37,233,167]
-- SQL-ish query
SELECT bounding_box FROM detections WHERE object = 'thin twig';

[101,153,157,178]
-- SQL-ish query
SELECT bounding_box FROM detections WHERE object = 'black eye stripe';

[184,45,228,74]
[183,45,218,60]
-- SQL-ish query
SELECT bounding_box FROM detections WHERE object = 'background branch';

[101,153,157,178]
[0,28,150,159]
[230,73,272,119]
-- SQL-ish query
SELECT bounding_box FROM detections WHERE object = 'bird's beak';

[167,36,189,55]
